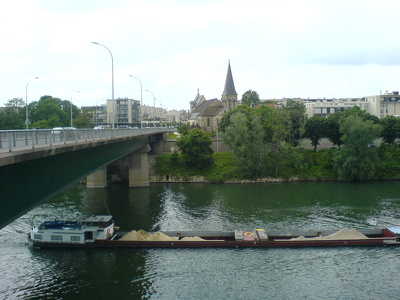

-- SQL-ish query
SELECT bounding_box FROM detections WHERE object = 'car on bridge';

[52,127,63,135]
[52,127,80,140]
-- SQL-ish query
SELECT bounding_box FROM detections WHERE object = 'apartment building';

[365,91,400,118]
[304,98,369,118]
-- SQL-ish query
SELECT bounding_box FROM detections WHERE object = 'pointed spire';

[222,60,237,96]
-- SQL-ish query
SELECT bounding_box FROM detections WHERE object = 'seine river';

[1,182,400,299]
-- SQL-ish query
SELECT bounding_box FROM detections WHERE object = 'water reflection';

[2,181,400,299]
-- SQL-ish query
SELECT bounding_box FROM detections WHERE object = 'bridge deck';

[0,128,172,229]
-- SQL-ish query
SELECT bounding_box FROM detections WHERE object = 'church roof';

[222,61,237,96]
[193,92,205,107]
[188,98,224,119]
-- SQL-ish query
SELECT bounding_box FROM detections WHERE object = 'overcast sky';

[2,0,400,110]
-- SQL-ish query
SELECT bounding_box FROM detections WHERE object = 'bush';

[176,128,214,169]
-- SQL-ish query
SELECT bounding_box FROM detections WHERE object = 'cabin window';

[34,234,42,240]
[71,236,81,242]
[85,231,93,240]
[51,235,62,241]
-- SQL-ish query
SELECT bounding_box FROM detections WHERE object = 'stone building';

[188,61,238,132]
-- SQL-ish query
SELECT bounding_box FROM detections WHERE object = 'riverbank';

[150,148,400,183]
[149,173,314,183]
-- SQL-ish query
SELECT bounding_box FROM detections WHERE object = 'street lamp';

[25,76,39,130]
[70,91,80,127]
[156,99,165,127]
[91,41,115,129]
[145,89,156,128]
[129,75,143,129]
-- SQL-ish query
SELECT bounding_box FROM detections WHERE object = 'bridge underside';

[0,135,153,229]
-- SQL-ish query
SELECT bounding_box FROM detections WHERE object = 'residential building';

[304,98,368,118]
[366,91,400,118]
[83,98,140,128]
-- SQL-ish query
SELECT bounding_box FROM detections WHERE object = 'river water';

[1,182,400,299]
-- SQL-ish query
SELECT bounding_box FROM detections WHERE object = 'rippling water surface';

[1,182,400,299]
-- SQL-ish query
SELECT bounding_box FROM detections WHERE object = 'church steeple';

[222,60,237,96]
[221,60,238,111]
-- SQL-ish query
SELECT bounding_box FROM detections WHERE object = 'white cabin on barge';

[29,215,114,246]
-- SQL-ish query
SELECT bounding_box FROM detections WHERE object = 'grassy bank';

[154,152,238,183]
[154,147,400,183]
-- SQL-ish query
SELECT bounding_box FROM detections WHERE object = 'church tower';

[221,60,238,111]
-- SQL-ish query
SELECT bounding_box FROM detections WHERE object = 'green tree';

[60,100,81,126]
[333,115,382,181]
[73,108,92,128]
[283,99,306,146]
[31,95,69,128]
[0,98,26,129]
[326,112,344,147]
[380,115,400,145]
[176,128,214,169]
[268,108,294,176]
[326,106,379,149]
[304,116,328,151]
[222,112,269,178]
[219,104,252,133]
[241,90,261,107]
[176,123,190,136]
[343,106,379,124]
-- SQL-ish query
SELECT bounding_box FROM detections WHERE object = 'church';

[188,61,238,132]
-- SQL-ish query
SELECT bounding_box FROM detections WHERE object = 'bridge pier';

[87,167,108,188]
[129,145,151,187]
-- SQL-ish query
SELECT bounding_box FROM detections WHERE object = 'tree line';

[219,96,400,182]
[0,96,92,129]
[170,91,400,182]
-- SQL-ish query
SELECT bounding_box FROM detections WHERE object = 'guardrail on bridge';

[0,128,174,153]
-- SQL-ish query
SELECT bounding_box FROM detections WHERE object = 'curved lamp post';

[145,89,156,128]
[70,91,80,127]
[91,41,115,129]
[129,75,143,129]
[25,76,39,130]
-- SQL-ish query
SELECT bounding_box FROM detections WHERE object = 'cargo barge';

[28,215,400,248]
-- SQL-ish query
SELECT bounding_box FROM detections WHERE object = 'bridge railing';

[0,128,174,153]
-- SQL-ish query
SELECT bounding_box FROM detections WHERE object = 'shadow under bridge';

[0,134,157,229]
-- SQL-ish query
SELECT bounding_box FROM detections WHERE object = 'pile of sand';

[291,229,368,241]
[180,236,206,241]
[119,230,207,242]
[119,230,179,241]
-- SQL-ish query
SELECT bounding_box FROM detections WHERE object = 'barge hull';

[31,238,400,248]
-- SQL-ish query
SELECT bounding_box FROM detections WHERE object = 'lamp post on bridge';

[129,75,143,129]
[145,89,156,128]
[25,76,39,130]
[70,91,80,127]
[25,77,39,130]
[91,41,115,129]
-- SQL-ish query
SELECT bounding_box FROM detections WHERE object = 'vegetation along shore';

[154,102,400,183]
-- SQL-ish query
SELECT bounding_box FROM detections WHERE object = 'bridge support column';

[87,167,107,188]
[129,145,151,187]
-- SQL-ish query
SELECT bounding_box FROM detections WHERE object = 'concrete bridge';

[0,128,173,229]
